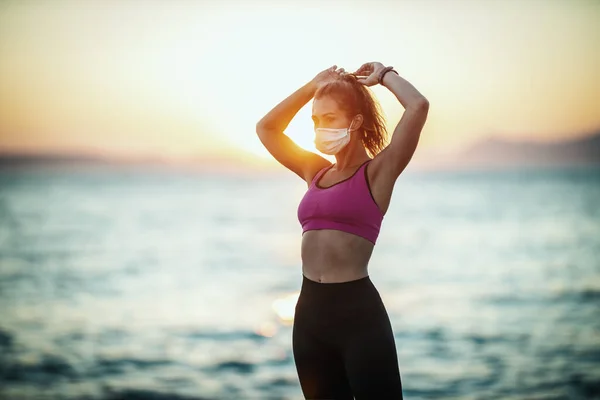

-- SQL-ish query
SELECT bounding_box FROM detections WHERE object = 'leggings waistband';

[301,274,371,287]
[299,274,377,304]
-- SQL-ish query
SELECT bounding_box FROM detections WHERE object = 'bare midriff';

[301,229,375,283]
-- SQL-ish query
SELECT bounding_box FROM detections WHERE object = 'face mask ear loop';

[348,115,360,133]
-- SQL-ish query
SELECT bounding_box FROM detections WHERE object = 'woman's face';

[312,96,353,130]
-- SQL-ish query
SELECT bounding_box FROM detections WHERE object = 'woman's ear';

[350,114,364,131]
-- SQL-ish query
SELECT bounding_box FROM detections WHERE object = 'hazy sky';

[0,0,598,164]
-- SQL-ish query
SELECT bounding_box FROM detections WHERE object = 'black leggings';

[292,274,404,399]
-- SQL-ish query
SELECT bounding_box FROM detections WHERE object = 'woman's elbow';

[416,97,429,110]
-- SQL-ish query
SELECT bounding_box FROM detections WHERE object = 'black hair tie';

[378,66,399,85]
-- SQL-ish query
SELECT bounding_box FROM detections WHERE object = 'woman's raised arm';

[256,66,343,183]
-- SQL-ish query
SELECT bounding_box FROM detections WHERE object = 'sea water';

[0,166,599,399]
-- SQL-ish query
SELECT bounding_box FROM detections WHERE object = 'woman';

[256,62,429,399]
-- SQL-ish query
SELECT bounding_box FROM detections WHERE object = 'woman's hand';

[352,62,386,87]
[310,65,346,89]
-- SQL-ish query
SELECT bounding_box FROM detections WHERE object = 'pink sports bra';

[297,159,384,244]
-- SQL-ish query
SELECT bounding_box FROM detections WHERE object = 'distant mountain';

[0,151,171,169]
[0,153,111,167]
[428,131,600,170]
[0,150,272,174]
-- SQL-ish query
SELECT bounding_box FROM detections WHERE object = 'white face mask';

[314,118,356,155]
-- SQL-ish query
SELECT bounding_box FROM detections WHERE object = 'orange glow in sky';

[0,0,598,165]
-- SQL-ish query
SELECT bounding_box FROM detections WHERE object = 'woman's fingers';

[356,62,375,76]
